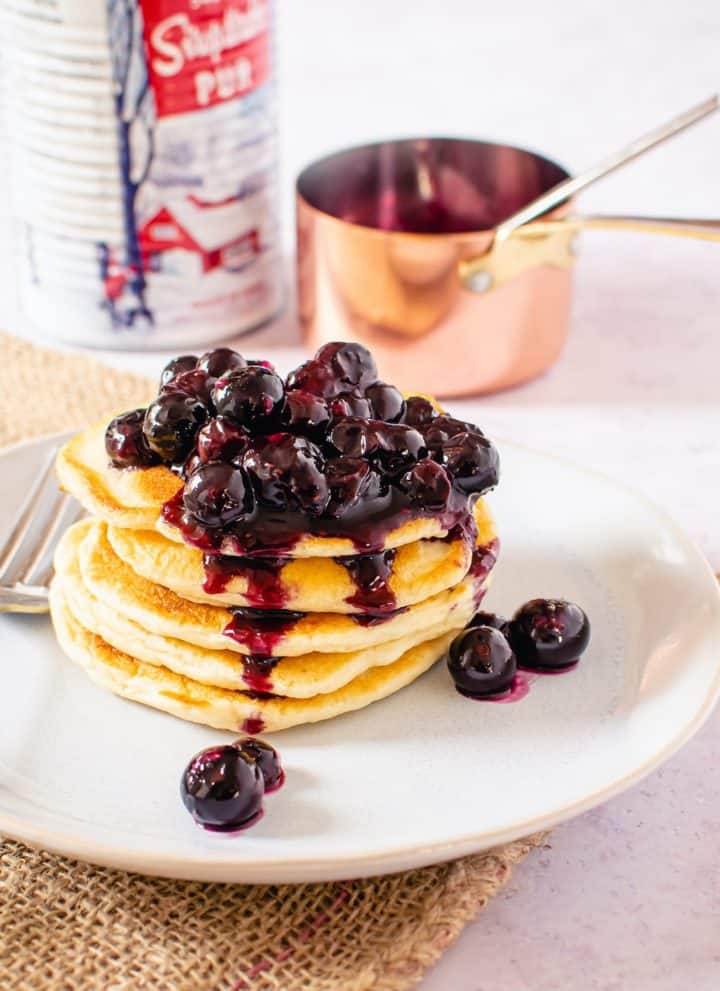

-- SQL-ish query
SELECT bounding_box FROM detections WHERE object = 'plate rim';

[1,430,719,883]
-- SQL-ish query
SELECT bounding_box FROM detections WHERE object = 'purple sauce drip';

[350,606,410,627]
[202,553,288,603]
[336,548,398,614]
[223,607,305,654]
[240,655,279,693]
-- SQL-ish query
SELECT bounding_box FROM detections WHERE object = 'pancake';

[106,498,496,611]
[73,519,487,657]
[56,521,465,697]
[57,419,479,557]
[51,585,454,733]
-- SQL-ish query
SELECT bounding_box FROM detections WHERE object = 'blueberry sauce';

[240,655,279,693]
[241,715,265,734]
[336,548,397,613]
[202,552,288,604]
[223,607,306,654]
[350,606,410,627]
[470,537,500,581]
[163,486,478,557]
[484,671,532,703]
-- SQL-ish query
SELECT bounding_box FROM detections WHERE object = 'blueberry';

[243,434,330,515]
[282,389,331,439]
[400,458,451,511]
[328,417,379,458]
[314,341,378,391]
[508,599,590,671]
[366,382,405,422]
[197,347,246,377]
[183,462,254,526]
[442,431,499,495]
[286,359,340,398]
[247,358,277,372]
[196,417,251,463]
[403,395,437,428]
[447,626,516,698]
[422,414,480,453]
[372,423,427,476]
[143,394,208,463]
[159,354,197,389]
[467,610,509,635]
[213,366,285,430]
[236,737,284,792]
[180,744,264,831]
[105,408,159,468]
[162,368,216,406]
[325,456,386,518]
[329,392,373,419]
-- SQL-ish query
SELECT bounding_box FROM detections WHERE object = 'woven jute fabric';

[0,332,547,991]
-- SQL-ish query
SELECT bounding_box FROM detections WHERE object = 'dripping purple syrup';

[336,548,398,613]
[240,655,279,693]
[202,553,288,603]
[241,715,265,734]
[223,608,306,654]
[350,607,409,627]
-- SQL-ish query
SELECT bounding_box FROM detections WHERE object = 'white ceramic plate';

[1,433,719,883]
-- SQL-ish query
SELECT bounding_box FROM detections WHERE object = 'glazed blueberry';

[282,389,331,439]
[366,382,405,423]
[143,393,207,462]
[403,395,436,428]
[213,366,285,430]
[315,341,378,391]
[466,610,509,635]
[162,368,215,406]
[247,358,277,372]
[196,417,251,464]
[328,417,379,459]
[105,408,159,468]
[244,434,330,515]
[442,431,499,494]
[159,354,197,388]
[372,423,427,476]
[329,392,373,419]
[423,414,479,453]
[325,457,386,518]
[236,737,284,792]
[508,599,590,671]
[181,744,264,831]
[181,452,203,479]
[183,462,254,526]
[400,458,452,511]
[447,626,517,699]
[197,347,246,377]
[286,359,340,398]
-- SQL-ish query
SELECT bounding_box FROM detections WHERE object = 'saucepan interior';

[296,137,570,235]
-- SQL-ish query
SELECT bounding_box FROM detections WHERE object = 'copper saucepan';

[296,98,720,397]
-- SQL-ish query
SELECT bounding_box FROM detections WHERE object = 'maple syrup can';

[0,0,282,348]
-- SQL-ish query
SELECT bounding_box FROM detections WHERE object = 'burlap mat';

[0,332,547,991]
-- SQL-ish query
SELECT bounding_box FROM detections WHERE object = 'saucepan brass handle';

[460,214,720,294]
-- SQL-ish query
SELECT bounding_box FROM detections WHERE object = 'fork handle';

[0,586,50,613]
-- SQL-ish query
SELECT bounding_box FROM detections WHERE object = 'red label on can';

[140,0,271,118]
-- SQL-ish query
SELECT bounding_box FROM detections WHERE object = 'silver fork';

[0,447,84,613]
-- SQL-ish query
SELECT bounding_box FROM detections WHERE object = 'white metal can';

[0,0,282,348]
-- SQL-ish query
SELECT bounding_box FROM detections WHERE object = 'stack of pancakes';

[51,420,498,733]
